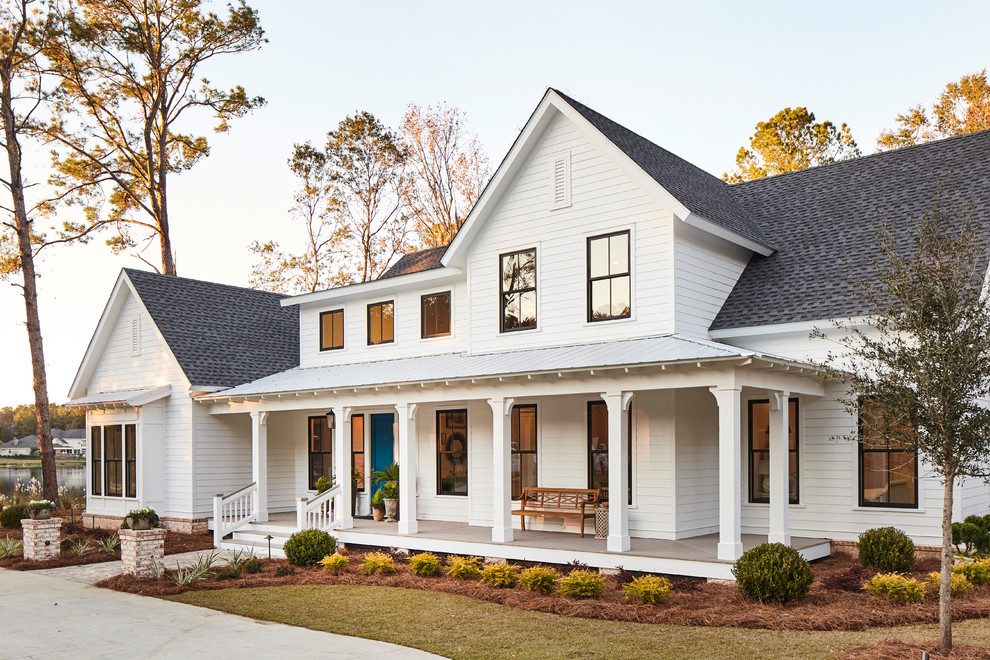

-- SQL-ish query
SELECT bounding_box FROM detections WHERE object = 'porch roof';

[66,385,172,409]
[199,334,816,401]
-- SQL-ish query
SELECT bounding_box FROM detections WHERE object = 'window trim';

[747,398,800,505]
[308,415,333,491]
[366,300,395,346]
[103,424,123,497]
[436,409,468,497]
[511,404,538,500]
[858,401,919,509]
[90,426,102,496]
[319,309,345,351]
[420,291,452,339]
[586,230,632,323]
[499,248,538,333]
[351,414,365,491]
[586,401,633,505]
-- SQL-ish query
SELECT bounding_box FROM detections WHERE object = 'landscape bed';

[97,549,990,632]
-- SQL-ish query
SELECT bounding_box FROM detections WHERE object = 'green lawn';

[166,585,990,659]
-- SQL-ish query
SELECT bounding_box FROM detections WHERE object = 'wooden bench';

[511,487,602,538]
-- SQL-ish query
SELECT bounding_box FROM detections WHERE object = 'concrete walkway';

[32,548,236,584]
[1,568,443,659]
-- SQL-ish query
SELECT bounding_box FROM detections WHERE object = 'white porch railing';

[213,482,258,547]
[296,484,343,532]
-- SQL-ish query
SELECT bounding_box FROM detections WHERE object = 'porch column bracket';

[602,391,631,553]
[396,403,419,535]
[710,386,742,561]
[488,397,515,543]
[250,411,269,523]
[768,390,791,546]
[332,406,353,530]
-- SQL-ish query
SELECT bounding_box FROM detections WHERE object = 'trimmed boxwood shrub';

[0,504,28,529]
[409,552,443,577]
[446,555,482,580]
[623,575,673,605]
[518,565,558,594]
[481,563,519,588]
[559,569,605,599]
[361,551,396,575]
[859,527,915,572]
[732,542,814,603]
[283,529,336,566]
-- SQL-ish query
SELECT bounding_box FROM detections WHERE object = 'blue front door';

[370,413,395,489]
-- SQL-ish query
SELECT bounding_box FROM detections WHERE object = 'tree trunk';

[939,475,954,653]
[1,66,58,502]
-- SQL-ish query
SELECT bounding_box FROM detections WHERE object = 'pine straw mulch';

[837,639,990,659]
[0,519,215,570]
[96,548,990,632]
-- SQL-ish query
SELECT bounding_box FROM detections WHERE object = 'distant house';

[0,429,87,457]
[0,436,34,457]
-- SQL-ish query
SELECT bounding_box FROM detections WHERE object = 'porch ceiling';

[200,334,821,403]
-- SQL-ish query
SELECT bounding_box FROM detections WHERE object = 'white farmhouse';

[66,89,990,579]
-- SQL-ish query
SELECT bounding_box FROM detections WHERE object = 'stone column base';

[22,518,62,561]
[120,528,167,577]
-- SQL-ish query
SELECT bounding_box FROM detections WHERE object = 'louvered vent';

[130,317,141,357]
[551,151,570,209]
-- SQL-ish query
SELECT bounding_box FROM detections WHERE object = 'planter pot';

[129,517,154,531]
[384,498,398,522]
[372,506,385,522]
[351,482,359,517]
[28,507,53,520]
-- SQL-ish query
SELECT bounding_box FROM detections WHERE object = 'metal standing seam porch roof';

[199,334,815,401]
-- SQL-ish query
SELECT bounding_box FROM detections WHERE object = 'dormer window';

[319,309,344,351]
[588,231,630,321]
[500,249,537,332]
[367,301,394,345]
[422,292,451,338]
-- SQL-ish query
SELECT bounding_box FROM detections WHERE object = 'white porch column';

[396,403,418,535]
[768,391,791,545]
[603,391,633,553]
[487,397,514,543]
[250,411,268,523]
[710,387,742,561]
[332,407,353,529]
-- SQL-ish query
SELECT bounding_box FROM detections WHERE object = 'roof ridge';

[123,268,288,299]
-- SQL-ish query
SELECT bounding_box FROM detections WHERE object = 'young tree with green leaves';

[723,107,860,183]
[878,69,990,151]
[814,195,990,653]
[0,0,58,500]
[44,0,265,274]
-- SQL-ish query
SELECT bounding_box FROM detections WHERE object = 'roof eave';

[682,213,775,257]
[281,266,463,308]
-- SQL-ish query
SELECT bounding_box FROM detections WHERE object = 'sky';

[2,0,989,408]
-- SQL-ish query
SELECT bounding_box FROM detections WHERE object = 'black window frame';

[308,416,333,491]
[351,414,365,491]
[124,424,137,498]
[421,291,452,339]
[103,424,123,497]
[511,404,538,500]
[747,398,800,505]
[367,301,395,345]
[587,230,631,322]
[499,248,537,333]
[858,400,919,509]
[319,309,345,351]
[586,401,633,505]
[90,426,102,496]
[436,409,468,496]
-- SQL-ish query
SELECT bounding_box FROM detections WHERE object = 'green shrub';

[481,563,519,588]
[559,569,605,599]
[957,557,990,586]
[519,565,558,594]
[952,515,990,556]
[274,561,296,577]
[446,555,482,580]
[382,482,399,499]
[0,504,27,528]
[732,543,814,603]
[372,488,384,508]
[314,476,334,494]
[409,552,443,577]
[863,572,925,604]
[319,552,350,574]
[362,551,396,575]
[214,568,241,581]
[0,536,22,558]
[243,557,263,574]
[926,571,971,598]
[283,529,337,566]
[70,539,92,556]
[623,575,673,605]
[858,527,915,572]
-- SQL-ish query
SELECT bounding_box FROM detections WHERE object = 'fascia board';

[282,267,463,308]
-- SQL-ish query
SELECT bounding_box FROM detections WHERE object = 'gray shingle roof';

[553,90,772,248]
[124,269,299,388]
[712,130,990,330]
[378,245,447,280]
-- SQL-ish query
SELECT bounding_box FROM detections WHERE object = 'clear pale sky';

[2,0,989,408]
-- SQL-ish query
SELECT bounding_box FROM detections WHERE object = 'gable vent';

[130,317,141,357]
[551,151,571,210]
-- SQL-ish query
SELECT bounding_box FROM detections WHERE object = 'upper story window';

[859,399,918,508]
[500,248,537,332]
[367,301,394,345]
[320,309,344,351]
[588,231,630,321]
[421,291,451,339]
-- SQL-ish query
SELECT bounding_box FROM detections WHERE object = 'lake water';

[0,465,86,498]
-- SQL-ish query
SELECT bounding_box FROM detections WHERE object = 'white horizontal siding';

[192,409,251,516]
[673,389,717,537]
[673,222,750,338]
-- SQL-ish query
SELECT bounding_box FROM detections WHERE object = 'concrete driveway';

[0,568,443,659]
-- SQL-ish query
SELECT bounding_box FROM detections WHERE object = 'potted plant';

[382,481,399,522]
[26,500,55,520]
[315,475,334,494]
[371,462,399,488]
[122,507,160,530]
[371,487,385,522]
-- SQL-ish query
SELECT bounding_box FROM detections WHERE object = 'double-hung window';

[90,424,136,498]
[511,405,537,499]
[90,427,102,496]
[437,410,468,496]
[421,292,451,338]
[367,301,394,345]
[308,416,333,490]
[351,414,365,490]
[320,309,344,350]
[500,249,537,332]
[587,401,632,504]
[588,231,631,321]
[748,399,799,504]
[859,399,918,508]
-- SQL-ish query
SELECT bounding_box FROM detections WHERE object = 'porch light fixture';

[326,410,336,427]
